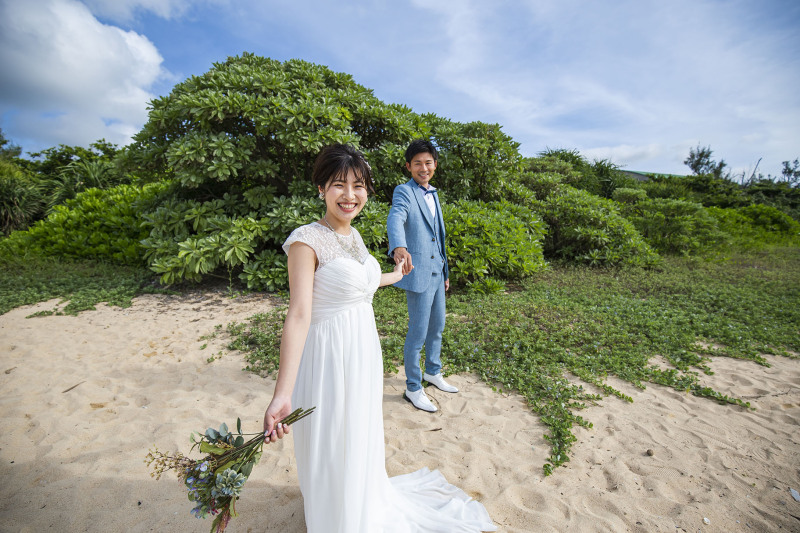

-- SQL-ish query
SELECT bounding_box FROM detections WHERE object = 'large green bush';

[120,53,545,286]
[740,188,800,223]
[425,115,524,202]
[125,54,426,201]
[443,200,547,289]
[530,186,659,267]
[1,183,167,264]
[707,205,800,248]
[613,189,725,254]
[533,149,637,198]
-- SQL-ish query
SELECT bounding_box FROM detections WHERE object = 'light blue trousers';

[403,272,446,392]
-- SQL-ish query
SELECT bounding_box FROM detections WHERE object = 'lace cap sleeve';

[283,222,369,268]
[282,224,323,257]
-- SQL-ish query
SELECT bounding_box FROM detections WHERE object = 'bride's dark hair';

[312,144,374,194]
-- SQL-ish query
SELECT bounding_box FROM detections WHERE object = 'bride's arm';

[379,256,405,287]
[263,241,316,442]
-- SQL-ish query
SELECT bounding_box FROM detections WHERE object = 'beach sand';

[1,291,798,532]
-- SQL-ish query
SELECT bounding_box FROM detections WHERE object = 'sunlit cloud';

[0,0,165,149]
[80,0,227,22]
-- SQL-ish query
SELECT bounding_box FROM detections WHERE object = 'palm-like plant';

[46,159,115,212]
[0,159,44,235]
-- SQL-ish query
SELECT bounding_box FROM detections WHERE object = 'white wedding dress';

[283,223,496,533]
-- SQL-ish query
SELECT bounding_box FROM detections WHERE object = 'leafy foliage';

[613,189,725,254]
[425,116,524,202]
[707,205,800,248]
[119,54,556,285]
[46,159,124,211]
[534,149,637,198]
[25,139,120,177]
[0,159,43,235]
[125,53,424,199]
[530,185,659,267]
[637,172,800,220]
[0,128,22,160]
[0,134,130,234]
[742,179,800,220]
[1,183,167,265]
[443,200,547,288]
[779,159,800,186]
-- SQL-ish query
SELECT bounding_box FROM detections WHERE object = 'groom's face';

[406,152,437,188]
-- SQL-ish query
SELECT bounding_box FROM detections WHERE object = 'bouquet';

[145,407,315,533]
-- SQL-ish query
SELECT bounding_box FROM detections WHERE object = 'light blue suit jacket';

[386,179,449,293]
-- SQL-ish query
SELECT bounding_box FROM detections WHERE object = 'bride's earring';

[318,191,324,200]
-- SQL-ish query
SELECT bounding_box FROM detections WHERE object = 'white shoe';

[423,372,459,393]
[404,388,437,412]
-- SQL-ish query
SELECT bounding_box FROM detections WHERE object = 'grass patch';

[0,254,163,316]
[227,247,800,475]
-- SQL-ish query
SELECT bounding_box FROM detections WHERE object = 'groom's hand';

[393,248,413,275]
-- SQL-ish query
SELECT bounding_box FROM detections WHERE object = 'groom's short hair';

[405,139,438,163]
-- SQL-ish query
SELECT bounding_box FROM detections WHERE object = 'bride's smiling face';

[319,170,368,226]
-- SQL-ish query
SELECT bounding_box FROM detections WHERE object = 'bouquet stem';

[145,406,316,533]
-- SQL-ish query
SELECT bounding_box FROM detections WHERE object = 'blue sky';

[1,0,799,178]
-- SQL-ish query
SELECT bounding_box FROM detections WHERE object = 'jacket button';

[431,255,435,259]
[431,238,435,241]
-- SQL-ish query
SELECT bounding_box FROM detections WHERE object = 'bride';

[263,144,496,532]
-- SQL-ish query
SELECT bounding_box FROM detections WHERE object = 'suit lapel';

[409,179,435,231]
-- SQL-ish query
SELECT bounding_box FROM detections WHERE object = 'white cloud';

[406,0,800,175]
[582,144,666,167]
[80,0,197,22]
[0,0,165,149]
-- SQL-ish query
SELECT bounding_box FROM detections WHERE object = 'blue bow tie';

[419,186,437,195]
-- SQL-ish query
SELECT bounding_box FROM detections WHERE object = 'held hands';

[382,256,405,286]
[393,257,406,276]
[393,248,413,275]
[263,396,292,444]
[380,255,407,287]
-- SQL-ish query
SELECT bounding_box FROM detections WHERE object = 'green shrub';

[708,205,800,248]
[124,54,426,201]
[425,115,524,202]
[443,200,547,287]
[738,204,800,234]
[534,149,636,198]
[530,186,659,267]
[637,175,691,200]
[611,187,647,204]
[743,180,800,220]
[1,160,44,235]
[45,159,126,212]
[616,193,725,255]
[1,183,167,265]
[120,54,538,287]
[141,191,324,287]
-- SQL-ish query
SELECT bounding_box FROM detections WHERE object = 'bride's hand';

[393,257,406,276]
[380,257,407,287]
[263,396,292,444]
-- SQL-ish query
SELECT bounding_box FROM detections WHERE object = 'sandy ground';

[1,291,799,533]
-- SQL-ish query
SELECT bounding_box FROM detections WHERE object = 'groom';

[387,139,458,413]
